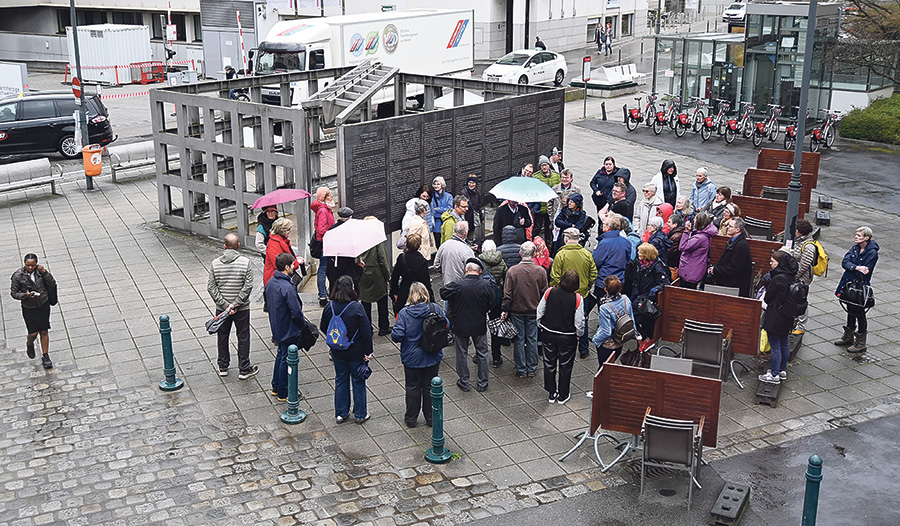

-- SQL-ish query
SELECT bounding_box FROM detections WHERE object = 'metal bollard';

[601,101,607,121]
[424,377,452,464]
[707,20,710,32]
[801,454,823,526]
[617,49,622,65]
[158,315,184,391]
[623,104,629,124]
[280,345,307,424]
[640,41,644,57]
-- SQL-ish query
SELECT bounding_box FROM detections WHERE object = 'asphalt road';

[470,413,900,526]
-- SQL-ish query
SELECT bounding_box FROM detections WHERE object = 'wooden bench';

[655,285,762,358]
[0,158,62,195]
[732,195,808,230]
[757,148,820,180]
[709,234,782,283]
[743,168,816,204]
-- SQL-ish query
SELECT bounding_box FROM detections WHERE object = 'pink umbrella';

[251,188,312,209]
[323,218,386,257]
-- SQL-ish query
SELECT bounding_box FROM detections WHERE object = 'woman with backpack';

[758,250,798,384]
[391,282,449,428]
[592,275,634,368]
[320,275,374,424]
[537,270,584,404]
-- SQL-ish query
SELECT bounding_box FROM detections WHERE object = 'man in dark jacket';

[493,199,532,244]
[498,225,523,268]
[266,253,308,401]
[440,259,496,392]
[707,218,753,297]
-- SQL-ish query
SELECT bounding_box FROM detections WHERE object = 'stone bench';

[0,158,62,195]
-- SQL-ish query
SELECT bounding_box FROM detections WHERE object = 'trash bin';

[82,144,103,176]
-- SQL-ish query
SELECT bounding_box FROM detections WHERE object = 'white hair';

[481,239,497,251]
[520,241,536,258]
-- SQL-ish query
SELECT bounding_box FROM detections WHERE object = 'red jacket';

[263,234,296,285]
[310,200,335,241]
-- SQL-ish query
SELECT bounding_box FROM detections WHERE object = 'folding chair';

[650,354,693,375]
[744,216,773,241]
[760,186,788,201]
[703,284,740,296]
[657,319,751,388]
[640,407,705,509]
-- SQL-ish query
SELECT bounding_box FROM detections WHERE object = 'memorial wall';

[338,88,565,231]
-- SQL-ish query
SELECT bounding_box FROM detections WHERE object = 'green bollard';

[801,454,823,526]
[158,315,184,391]
[280,345,306,424]
[424,376,452,464]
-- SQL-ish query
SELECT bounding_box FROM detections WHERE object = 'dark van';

[0,92,116,159]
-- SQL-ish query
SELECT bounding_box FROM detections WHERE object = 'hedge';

[839,94,900,145]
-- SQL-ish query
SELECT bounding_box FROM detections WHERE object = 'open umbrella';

[251,188,312,209]
[322,218,386,257]
[489,177,557,203]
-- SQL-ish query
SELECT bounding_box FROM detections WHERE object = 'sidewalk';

[0,92,897,525]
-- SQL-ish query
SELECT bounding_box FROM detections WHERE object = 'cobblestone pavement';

[0,95,897,524]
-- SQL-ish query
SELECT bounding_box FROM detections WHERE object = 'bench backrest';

[709,234,781,282]
[656,285,762,357]
[732,194,808,228]
[0,158,52,186]
[743,168,816,203]
[596,362,721,447]
[757,148,820,180]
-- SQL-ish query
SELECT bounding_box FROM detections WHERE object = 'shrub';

[839,94,900,145]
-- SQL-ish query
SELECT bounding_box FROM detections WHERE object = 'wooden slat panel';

[598,363,721,447]
[732,194,808,229]
[743,168,815,203]
[757,148,820,180]
[709,234,782,283]
[656,285,762,356]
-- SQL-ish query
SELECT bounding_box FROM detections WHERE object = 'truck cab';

[253,21,334,106]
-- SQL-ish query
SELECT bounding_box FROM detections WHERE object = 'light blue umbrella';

[489,176,557,203]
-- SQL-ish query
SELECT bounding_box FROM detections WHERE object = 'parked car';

[0,92,115,159]
[722,2,747,25]
[482,49,568,86]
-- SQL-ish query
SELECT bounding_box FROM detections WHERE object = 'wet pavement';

[0,68,898,524]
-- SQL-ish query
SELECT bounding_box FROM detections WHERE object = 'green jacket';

[478,250,508,288]
[533,170,560,214]
[358,242,392,302]
[550,242,598,297]
[440,209,464,244]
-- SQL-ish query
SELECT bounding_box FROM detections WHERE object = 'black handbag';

[298,316,319,351]
[45,279,58,307]
[840,279,875,310]
[309,238,323,259]
[634,297,662,320]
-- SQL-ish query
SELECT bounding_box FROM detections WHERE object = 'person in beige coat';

[406,199,434,260]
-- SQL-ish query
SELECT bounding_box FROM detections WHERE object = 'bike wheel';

[692,110,705,132]
[674,122,686,137]
[824,126,835,148]
[784,135,794,150]
[810,135,819,153]
[700,125,712,142]
[724,127,736,144]
[646,105,656,127]
[742,120,754,139]
[768,124,779,142]
[235,92,251,102]
[668,111,678,130]
[626,115,639,132]
[652,118,664,135]
[752,130,763,148]
[717,120,727,136]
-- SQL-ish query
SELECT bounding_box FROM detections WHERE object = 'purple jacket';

[678,223,719,283]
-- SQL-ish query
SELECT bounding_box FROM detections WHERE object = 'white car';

[722,2,746,25]
[482,49,568,86]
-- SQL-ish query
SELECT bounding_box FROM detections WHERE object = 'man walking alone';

[208,233,258,379]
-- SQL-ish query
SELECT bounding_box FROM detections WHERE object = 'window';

[21,100,57,120]
[57,9,110,34]
[309,49,325,70]
[111,12,143,25]
[193,15,203,42]
[152,13,187,41]
[0,102,17,123]
[56,98,79,117]
[587,18,600,43]
[621,14,633,37]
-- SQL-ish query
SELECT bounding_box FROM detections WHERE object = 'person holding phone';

[10,253,56,369]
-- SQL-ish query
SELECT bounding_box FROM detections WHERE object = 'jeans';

[846,305,867,333]
[216,308,251,372]
[605,41,612,55]
[404,363,440,424]
[542,332,577,400]
[317,256,328,298]
[272,342,289,398]
[511,315,539,375]
[769,332,790,376]
[332,353,368,420]
[362,295,390,332]
[597,345,622,370]
[454,333,489,390]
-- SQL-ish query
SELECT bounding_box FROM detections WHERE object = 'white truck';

[251,9,475,111]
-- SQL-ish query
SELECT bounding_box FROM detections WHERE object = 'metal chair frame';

[640,407,705,509]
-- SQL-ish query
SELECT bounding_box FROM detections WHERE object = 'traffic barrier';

[64,60,196,86]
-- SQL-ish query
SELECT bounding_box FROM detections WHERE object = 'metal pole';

[784,0,818,244]
[69,0,92,190]
[602,101,607,121]
[651,0,662,94]
[583,86,587,119]
[158,315,184,391]
[280,345,307,424]
[801,454,823,526]
[424,377,452,463]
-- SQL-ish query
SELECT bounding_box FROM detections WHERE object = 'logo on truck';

[383,24,398,54]
[364,31,379,55]
[349,33,364,57]
[277,24,312,37]
[447,19,469,48]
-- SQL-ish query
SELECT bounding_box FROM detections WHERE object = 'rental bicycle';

[626,93,658,132]
[752,104,782,147]
[783,107,808,150]
[664,94,683,131]
[700,99,730,142]
[687,96,706,133]
[809,109,840,152]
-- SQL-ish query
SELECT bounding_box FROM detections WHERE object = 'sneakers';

[557,394,571,405]
[26,341,35,359]
[218,368,229,377]
[41,354,53,370]
[355,413,370,424]
[238,365,259,380]
[492,359,503,369]
[319,297,328,307]
[405,419,417,428]
[475,384,487,393]
[638,339,655,353]
[456,380,471,392]
[548,392,558,404]
[758,372,781,384]
[336,415,347,424]
[378,327,392,336]
[767,369,788,380]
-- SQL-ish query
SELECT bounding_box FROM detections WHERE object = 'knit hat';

[538,155,551,166]
[552,147,562,156]
[467,174,479,184]
[568,193,584,209]
[337,207,354,218]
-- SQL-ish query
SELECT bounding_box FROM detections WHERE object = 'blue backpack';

[326,303,358,350]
